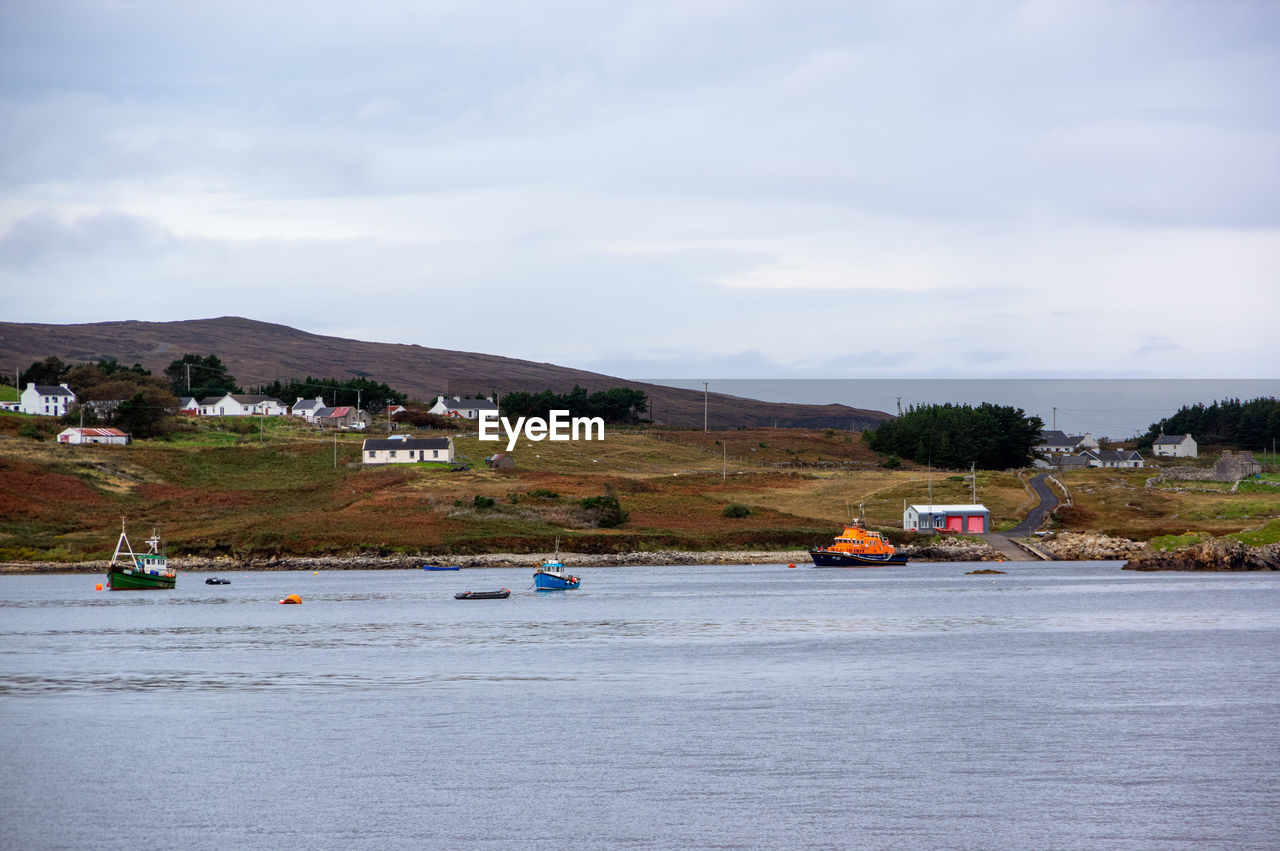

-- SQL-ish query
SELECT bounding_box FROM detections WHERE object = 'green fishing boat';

[107,521,176,590]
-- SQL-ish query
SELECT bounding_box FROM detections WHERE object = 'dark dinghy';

[205,577,231,585]
[454,589,511,600]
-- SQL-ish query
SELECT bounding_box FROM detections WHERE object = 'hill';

[0,317,890,430]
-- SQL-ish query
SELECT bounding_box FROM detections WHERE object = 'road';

[1003,472,1060,537]
[979,472,1060,561]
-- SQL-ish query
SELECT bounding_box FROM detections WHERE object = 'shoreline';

[0,543,1007,573]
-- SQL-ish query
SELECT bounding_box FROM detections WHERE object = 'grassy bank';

[3,413,1279,561]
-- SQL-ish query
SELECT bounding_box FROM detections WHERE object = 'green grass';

[1228,519,1280,547]
[1146,533,1209,551]
[0,385,18,403]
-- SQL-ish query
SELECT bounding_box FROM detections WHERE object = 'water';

[1,563,1277,849]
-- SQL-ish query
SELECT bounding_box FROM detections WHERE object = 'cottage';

[904,504,991,534]
[313,406,363,429]
[1212,450,1261,481]
[199,394,288,416]
[1082,449,1144,469]
[1153,433,1197,458]
[177,397,201,415]
[57,427,129,445]
[291,397,327,421]
[362,435,454,465]
[19,383,76,416]
[1035,430,1098,456]
[486,453,515,468]
[428,396,498,419]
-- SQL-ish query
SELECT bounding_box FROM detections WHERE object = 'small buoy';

[96,583,103,591]
[313,571,318,575]
[279,593,302,605]
[787,563,796,569]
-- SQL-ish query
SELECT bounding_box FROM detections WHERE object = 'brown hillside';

[0,317,891,429]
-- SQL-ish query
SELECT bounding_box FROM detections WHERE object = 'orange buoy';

[96,583,103,591]
[279,593,302,605]
[787,563,796,568]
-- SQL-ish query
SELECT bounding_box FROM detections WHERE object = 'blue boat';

[533,539,580,590]
[423,564,461,571]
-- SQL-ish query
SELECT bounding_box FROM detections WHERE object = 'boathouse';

[904,504,990,534]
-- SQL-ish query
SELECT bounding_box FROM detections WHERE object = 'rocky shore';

[1037,532,1145,561]
[0,542,1006,573]
[1123,539,1280,571]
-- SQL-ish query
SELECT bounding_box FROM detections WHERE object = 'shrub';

[18,421,45,440]
[473,495,496,510]
[881,454,902,469]
[721,503,751,518]
[579,494,628,527]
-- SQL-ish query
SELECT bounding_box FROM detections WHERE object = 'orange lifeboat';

[809,521,908,567]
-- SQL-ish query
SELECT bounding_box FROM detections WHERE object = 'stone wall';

[1149,450,1260,484]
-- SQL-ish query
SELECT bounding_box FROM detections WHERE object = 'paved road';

[1003,472,1059,538]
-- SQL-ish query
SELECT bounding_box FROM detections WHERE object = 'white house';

[1035,430,1098,455]
[199,394,288,416]
[291,397,327,421]
[1152,433,1197,458]
[57,427,129,445]
[177,397,201,415]
[428,396,498,419]
[19,383,76,416]
[362,435,454,465]
[904,504,991,533]
[1081,449,1145,468]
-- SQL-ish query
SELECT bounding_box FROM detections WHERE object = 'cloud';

[1,1,1278,380]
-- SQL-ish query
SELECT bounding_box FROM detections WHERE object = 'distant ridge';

[0,317,891,429]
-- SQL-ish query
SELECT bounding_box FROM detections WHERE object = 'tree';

[252,376,408,413]
[165,354,241,399]
[863,402,1043,469]
[19,356,69,387]
[114,387,179,439]
[499,386,648,424]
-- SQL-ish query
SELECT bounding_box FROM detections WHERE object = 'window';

[389,450,397,458]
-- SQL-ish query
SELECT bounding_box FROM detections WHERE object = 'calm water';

[1,563,1278,850]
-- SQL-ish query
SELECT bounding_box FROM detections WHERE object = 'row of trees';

[164,354,241,400]
[252,376,408,414]
[863,402,1044,470]
[498,386,648,424]
[1138,397,1280,451]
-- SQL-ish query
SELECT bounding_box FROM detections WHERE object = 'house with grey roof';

[198,393,288,417]
[428,395,498,419]
[1152,433,1197,458]
[362,435,454,465]
[1036,430,1098,456]
[291,397,327,421]
[1082,449,1145,468]
[19,383,76,417]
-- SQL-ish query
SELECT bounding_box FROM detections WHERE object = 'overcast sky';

[2,0,1278,383]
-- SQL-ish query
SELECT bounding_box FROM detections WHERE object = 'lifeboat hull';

[809,549,908,567]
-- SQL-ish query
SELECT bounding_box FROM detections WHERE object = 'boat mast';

[111,517,135,564]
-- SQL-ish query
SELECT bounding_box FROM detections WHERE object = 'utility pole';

[896,396,902,417]
[186,363,191,393]
[333,430,337,469]
[722,441,726,481]
[1053,407,1056,430]
[704,382,708,433]
[971,461,976,503]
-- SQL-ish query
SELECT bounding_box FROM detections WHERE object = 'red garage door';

[966,515,986,533]
[945,516,964,531]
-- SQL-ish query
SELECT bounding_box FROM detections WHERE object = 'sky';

[2,0,1278,386]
